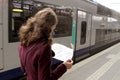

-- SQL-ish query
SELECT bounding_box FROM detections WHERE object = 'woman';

[18,8,73,80]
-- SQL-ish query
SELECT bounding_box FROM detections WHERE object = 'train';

[1,0,120,79]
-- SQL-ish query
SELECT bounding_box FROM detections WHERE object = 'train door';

[0,0,3,69]
[75,9,92,62]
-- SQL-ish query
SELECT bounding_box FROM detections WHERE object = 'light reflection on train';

[0,0,120,79]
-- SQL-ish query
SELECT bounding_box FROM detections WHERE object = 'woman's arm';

[37,44,67,80]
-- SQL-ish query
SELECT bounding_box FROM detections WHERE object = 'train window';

[78,11,86,18]
[93,16,103,21]
[9,0,72,42]
[80,21,87,44]
[107,17,118,23]
[111,18,117,22]
[9,0,34,42]
[53,15,72,37]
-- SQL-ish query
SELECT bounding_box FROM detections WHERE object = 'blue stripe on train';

[75,39,120,57]
[0,67,24,80]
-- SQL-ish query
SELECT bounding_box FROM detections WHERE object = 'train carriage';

[1,0,120,79]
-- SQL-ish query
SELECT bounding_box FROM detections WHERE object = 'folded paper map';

[52,43,73,61]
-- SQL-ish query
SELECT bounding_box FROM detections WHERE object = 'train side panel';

[0,0,3,70]
[0,0,20,72]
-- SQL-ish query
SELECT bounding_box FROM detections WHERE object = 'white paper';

[52,43,73,61]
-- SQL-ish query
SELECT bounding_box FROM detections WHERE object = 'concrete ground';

[59,42,120,80]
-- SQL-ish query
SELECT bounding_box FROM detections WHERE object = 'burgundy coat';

[18,41,67,80]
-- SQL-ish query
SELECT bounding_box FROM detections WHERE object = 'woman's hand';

[63,59,73,69]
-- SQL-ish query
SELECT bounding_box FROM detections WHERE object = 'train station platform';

[59,42,120,80]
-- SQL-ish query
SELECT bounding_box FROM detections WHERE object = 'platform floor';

[59,42,120,80]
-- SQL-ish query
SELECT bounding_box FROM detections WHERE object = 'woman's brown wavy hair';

[19,8,58,46]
